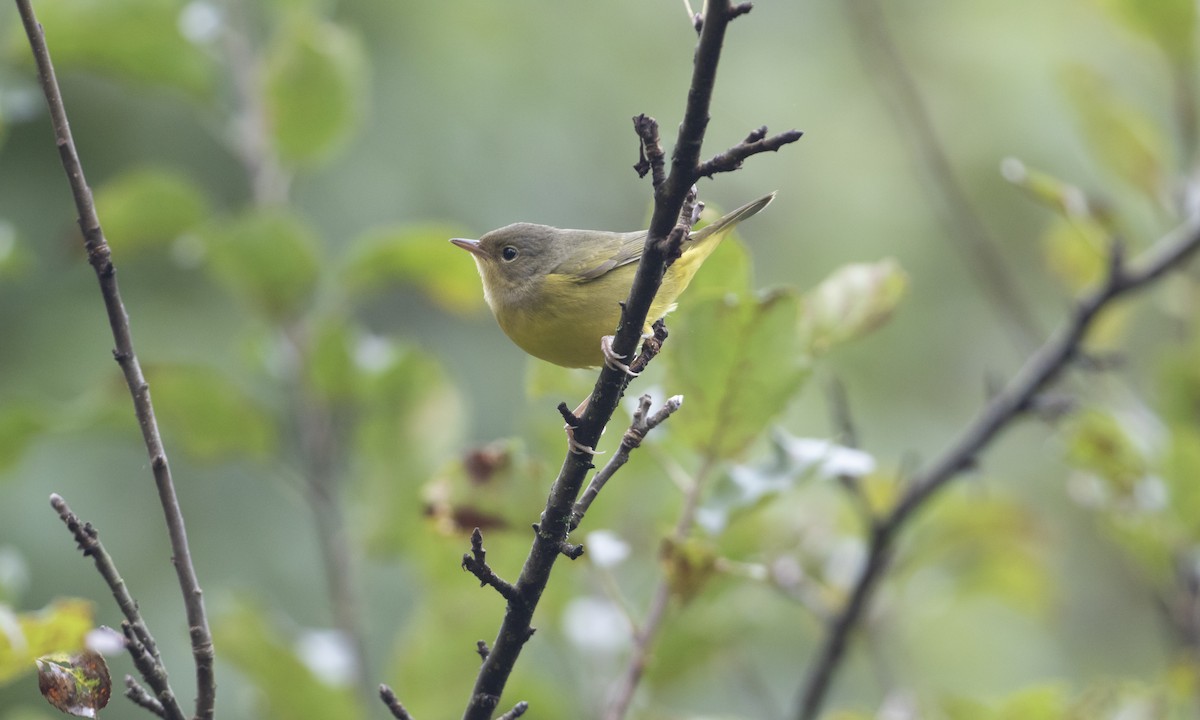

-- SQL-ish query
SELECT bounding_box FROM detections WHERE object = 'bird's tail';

[691,191,776,245]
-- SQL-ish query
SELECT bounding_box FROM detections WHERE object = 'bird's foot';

[601,335,639,377]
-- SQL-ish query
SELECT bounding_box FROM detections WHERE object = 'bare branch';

[795,215,1200,720]
[48,494,187,720]
[15,4,215,717]
[698,127,804,178]
[571,394,685,531]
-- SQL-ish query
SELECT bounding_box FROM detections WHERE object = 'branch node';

[729,2,754,19]
[557,402,580,428]
[476,640,490,661]
[632,114,666,187]
[461,528,519,601]
[559,541,585,560]
[498,701,530,719]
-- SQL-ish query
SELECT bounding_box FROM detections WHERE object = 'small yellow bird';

[451,192,774,369]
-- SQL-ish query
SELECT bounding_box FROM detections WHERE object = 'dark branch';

[461,528,519,601]
[380,684,416,720]
[698,127,803,178]
[16,3,215,717]
[633,114,667,186]
[795,216,1200,720]
[459,3,797,717]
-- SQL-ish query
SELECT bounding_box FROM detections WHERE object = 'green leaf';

[797,258,907,356]
[1062,410,1148,497]
[1060,64,1167,200]
[661,536,718,604]
[943,683,1069,720]
[1098,0,1196,66]
[93,167,209,255]
[0,600,94,686]
[264,16,366,166]
[906,493,1052,614]
[0,403,47,474]
[1162,428,1200,533]
[343,224,484,315]
[147,365,277,461]
[214,601,362,720]
[202,209,320,321]
[13,0,216,98]
[305,318,358,402]
[670,288,808,460]
[354,344,464,555]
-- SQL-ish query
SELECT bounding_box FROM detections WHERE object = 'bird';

[450,192,774,372]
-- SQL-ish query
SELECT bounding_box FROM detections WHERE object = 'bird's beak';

[450,237,486,258]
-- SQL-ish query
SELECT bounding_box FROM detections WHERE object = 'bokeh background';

[1,0,1197,718]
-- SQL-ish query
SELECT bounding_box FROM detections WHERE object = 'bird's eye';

[501,246,519,261]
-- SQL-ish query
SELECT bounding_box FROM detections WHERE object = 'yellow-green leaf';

[147,364,277,461]
[12,0,216,98]
[202,209,320,321]
[670,288,809,460]
[797,258,907,356]
[94,167,209,255]
[0,600,94,686]
[0,403,46,474]
[264,17,366,166]
[214,601,362,720]
[1060,64,1167,200]
[1098,0,1196,65]
[343,224,484,315]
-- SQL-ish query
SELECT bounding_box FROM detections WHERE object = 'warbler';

[451,192,774,369]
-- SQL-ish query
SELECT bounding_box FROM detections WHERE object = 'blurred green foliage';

[2,0,1200,719]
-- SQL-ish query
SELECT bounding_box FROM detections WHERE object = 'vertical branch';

[844,0,1041,353]
[458,3,764,719]
[15,2,216,718]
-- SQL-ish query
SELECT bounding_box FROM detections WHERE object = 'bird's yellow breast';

[488,247,708,368]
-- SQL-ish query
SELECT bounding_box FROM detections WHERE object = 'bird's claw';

[601,335,639,377]
[565,424,604,457]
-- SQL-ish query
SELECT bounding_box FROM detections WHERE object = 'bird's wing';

[554,230,647,282]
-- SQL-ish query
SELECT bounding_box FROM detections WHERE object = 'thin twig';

[795,215,1200,720]
[48,495,187,720]
[461,528,519,601]
[571,395,685,530]
[16,4,216,717]
[124,677,166,718]
[698,126,805,178]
